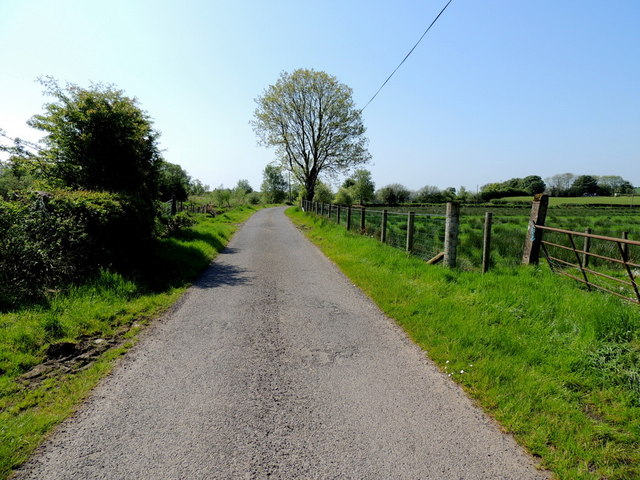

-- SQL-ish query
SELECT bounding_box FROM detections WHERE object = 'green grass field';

[287,206,640,480]
[0,205,260,480]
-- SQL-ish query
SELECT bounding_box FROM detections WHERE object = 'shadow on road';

[195,256,251,289]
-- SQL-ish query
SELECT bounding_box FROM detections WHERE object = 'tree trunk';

[305,186,315,202]
[304,178,316,202]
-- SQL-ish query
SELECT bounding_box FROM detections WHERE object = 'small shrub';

[158,211,196,237]
[247,192,262,205]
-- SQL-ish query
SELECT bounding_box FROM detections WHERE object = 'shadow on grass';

[1,223,241,310]
[172,229,226,251]
[135,237,239,292]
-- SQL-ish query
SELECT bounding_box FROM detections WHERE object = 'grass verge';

[287,206,640,480]
[0,205,260,479]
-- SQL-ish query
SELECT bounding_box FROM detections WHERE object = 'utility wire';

[0,130,44,153]
[361,0,454,112]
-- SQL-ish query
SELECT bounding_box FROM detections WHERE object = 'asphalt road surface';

[15,207,548,479]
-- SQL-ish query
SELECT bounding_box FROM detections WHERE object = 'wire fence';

[305,197,639,306]
[412,214,447,260]
[303,201,449,264]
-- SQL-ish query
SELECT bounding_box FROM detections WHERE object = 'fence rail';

[536,225,640,304]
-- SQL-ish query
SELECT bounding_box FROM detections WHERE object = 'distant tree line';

[478,176,546,201]
[544,173,633,197]
[299,169,635,207]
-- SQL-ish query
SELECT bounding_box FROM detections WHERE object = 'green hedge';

[0,190,147,309]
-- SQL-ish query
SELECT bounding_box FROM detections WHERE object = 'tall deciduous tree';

[29,77,162,202]
[312,181,334,204]
[158,161,190,202]
[597,175,634,195]
[10,77,164,242]
[546,173,575,196]
[350,169,375,205]
[261,165,287,203]
[252,69,370,201]
[235,179,253,195]
[571,175,599,196]
[520,175,546,195]
[376,184,411,205]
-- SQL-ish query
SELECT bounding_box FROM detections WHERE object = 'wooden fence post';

[346,206,352,231]
[623,232,629,259]
[337,205,341,224]
[583,228,591,268]
[381,209,388,243]
[360,207,366,232]
[482,211,492,273]
[522,194,549,265]
[444,202,460,268]
[406,212,415,253]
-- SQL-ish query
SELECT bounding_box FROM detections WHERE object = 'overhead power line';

[361,0,454,112]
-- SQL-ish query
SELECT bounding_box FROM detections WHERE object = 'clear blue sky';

[1,0,638,193]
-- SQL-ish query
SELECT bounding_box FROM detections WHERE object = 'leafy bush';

[156,211,196,237]
[0,190,131,309]
[334,187,353,206]
[247,192,262,205]
[376,183,411,205]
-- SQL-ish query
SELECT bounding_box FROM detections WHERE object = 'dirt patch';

[17,322,144,389]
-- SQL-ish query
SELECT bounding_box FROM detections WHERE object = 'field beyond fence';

[302,197,640,304]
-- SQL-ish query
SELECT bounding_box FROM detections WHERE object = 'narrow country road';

[15,207,547,479]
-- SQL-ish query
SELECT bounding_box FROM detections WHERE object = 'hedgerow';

[0,190,138,309]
